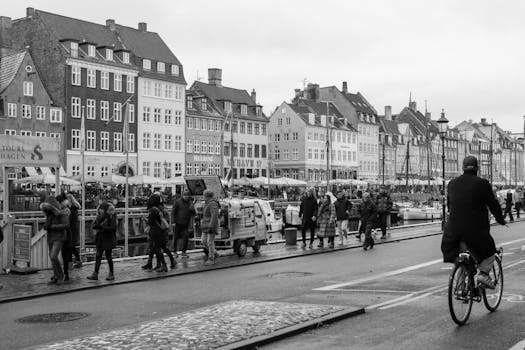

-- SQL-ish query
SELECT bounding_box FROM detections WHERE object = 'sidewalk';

[0,222,443,304]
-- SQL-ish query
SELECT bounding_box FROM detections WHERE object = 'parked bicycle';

[448,247,504,325]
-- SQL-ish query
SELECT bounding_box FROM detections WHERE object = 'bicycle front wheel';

[448,263,473,326]
[483,255,504,312]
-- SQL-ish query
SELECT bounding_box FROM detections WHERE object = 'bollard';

[284,227,297,246]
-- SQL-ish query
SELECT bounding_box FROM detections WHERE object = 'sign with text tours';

[13,224,31,263]
[0,135,60,166]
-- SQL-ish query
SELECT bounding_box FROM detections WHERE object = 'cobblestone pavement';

[0,223,442,303]
[33,300,350,350]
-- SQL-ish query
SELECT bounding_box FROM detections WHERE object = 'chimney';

[425,111,431,120]
[208,68,222,87]
[138,22,147,31]
[26,7,35,17]
[308,113,315,125]
[0,16,12,48]
[294,88,302,98]
[106,19,116,31]
[409,101,417,112]
[385,106,392,121]
[306,83,320,102]
[251,89,257,104]
[481,118,487,125]
[342,81,348,93]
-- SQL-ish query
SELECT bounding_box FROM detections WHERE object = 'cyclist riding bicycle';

[445,156,506,289]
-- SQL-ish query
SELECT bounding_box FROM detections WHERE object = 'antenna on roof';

[409,92,412,104]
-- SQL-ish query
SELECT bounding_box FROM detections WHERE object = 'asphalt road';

[1,223,524,349]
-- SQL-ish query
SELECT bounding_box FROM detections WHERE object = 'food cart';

[186,176,268,257]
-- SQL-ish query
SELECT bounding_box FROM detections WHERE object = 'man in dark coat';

[446,156,505,288]
[171,190,195,258]
[503,191,514,222]
[299,189,318,249]
[375,189,393,239]
[334,191,352,245]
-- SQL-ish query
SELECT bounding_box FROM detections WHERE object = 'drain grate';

[17,312,90,323]
[267,272,313,278]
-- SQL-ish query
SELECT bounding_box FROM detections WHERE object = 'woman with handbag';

[146,194,176,272]
[317,194,337,248]
[87,202,117,281]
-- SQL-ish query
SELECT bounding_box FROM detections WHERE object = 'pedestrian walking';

[515,188,523,219]
[334,191,352,246]
[201,189,219,265]
[56,194,73,282]
[375,189,393,239]
[299,189,318,249]
[87,202,117,281]
[41,196,70,285]
[503,190,514,222]
[171,190,195,259]
[158,199,177,269]
[359,192,378,250]
[317,194,336,248]
[144,194,176,272]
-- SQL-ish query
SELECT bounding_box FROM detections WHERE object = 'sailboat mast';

[406,140,410,192]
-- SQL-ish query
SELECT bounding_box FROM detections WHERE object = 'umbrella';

[166,176,186,185]
[250,176,269,186]
[70,174,100,183]
[99,174,128,185]
[127,175,169,185]
[233,176,251,186]
[15,174,80,186]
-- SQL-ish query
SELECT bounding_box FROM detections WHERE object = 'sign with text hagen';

[0,135,60,166]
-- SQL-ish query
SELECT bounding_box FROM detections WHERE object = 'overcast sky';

[4,0,525,132]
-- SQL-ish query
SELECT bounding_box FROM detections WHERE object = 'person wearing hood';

[40,196,70,285]
[201,189,219,265]
[87,202,117,281]
[359,192,377,250]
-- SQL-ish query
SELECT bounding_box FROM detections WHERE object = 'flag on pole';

[123,103,129,154]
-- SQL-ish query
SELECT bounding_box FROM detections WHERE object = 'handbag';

[159,211,170,231]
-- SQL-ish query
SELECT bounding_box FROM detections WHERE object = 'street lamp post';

[437,109,449,231]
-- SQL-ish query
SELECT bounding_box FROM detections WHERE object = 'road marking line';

[366,285,445,310]
[441,267,453,270]
[313,259,442,291]
[500,238,525,246]
[504,259,525,270]
[380,286,447,310]
[503,252,515,256]
[336,289,414,294]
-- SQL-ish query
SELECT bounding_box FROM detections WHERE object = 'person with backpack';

[87,202,117,281]
[375,189,393,239]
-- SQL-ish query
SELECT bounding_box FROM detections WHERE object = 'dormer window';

[122,52,130,64]
[87,45,96,57]
[70,42,78,57]
[240,104,248,116]
[186,96,193,109]
[157,62,165,73]
[224,101,232,114]
[143,59,151,70]
[201,98,207,111]
[256,106,262,117]
[105,48,113,61]
[171,65,179,76]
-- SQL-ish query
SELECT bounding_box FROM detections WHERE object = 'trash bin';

[284,227,297,246]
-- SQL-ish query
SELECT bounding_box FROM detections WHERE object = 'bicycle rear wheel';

[448,263,473,325]
[483,255,504,312]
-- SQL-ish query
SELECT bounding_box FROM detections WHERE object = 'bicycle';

[448,247,504,325]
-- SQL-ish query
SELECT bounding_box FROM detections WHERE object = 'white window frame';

[122,52,130,64]
[36,106,45,120]
[4,129,16,135]
[153,108,161,123]
[20,130,32,136]
[22,104,31,119]
[128,133,135,152]
[7,103,17,117]
[50,132,61,138]
[171,64,179,76]
[175,110,182,125]
[113,102,122,122]
[86,99,96,120]
[71,66,81,86]
[114,73,122,92]
[71,97,81,118]
[157,62,165,73]
[100,131,109,151]
[87,130,96,151]
[126,76,134,93]
[106,48,113,61]
[153,133,161,150]
[143,59,151,70]
[70,42,78,57]
[175,135,182,151]
[164,109,172,124]
[71,129,80,150]
[241,104,248,115]
[35,131,46,137]
[100,101,109,121]
[50,108,62,123]
[129,104,135,123]
[143,132,151,149]
[164,134,172,150]
[23,81,34,96]
[101,71,109,90]
[113,132,122,152]
[87,45,96,57]
[143,106,151,122]
[87,68,96,88]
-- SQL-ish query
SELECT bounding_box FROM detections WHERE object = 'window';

[7,103,17,117]
[70,42,78,57]
[240,122,245,133]
[122,52,130,64]
[174,135,182,151]
[157,62,165,73]
[165,162,172,178]
[4,129,16,135]
[87,69,96,88]
[128,104,135,123]
[274,148,280,160]
[143,162,151,176]
[224,142,230,156]
[187,117,193,129]
[36,106,45,120]
[275,134,280,142]
[247,123,253,135]
[164,134,172,150]
[292,132,298,141]
[202,141,208,153]
[101,71,109,90]
[186,96,193,109]
[20,130,32,136]
[284,133,289,141]
[71,66,81,86]
[126,76,134,93]
[215,120,221,131]
[143,59,151,70]
[100,101,109,121]
[277,118,282,126]
[254,123,260,135]
[286,117,291,125]
[50,132,61,138]
[254,144,260,157]
[71,165,80,176]
[128,133,135,152]
[71,97,81,118]
[164,109,172,124]
[87,45,95,57]
[241,104,248,115]
[153,162,161,178]
[22,104,31,119]
[101,131,109,151]
[308,148,312,159]
[247,144,253,158]
[175,110,182,125]
[114,74,122,92]
[153,133,161,149]
[87,166,95,177]
[71,129,80,150]
[174,163,182,175]
[314,149,319,159]
[153,108,161,123]
[261,145,267,158]
[106,48,113,61]
[194,140,201,153]
[142,106,151,122]
[101,166,109,177]
[262,124,267,135]
[143,133,151,149]
[23,81,33,96]
[154,82,161,97]
[171,65,179,76]
[186,163,192,175]
[87,130,96,150]
[143,81,151,96]
[283,149,290,160]
[113,132,122,152]
[50,108,62,123]
[113,103,122,122]
[216,142,221,154]
[35,131,46,137]
[187,140,193,153]
[293,148,299,160]
[199,119,204,130]
[175,86,183,100]
[86,99,96,120]
[201,98,207,111]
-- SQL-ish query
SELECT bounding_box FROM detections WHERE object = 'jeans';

[48,240,64,280]
[377,212,388,236]
[478,255,495,275]
[202,232,216,261]
[504,205,514,221]
[94,248,114,274]
[363,221,374,248]
[174,224,189,254]
[301,221,316,244]
[336,220,348,243]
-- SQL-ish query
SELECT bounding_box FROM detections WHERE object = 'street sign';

[0,135,60,166]
[13,224,31,263]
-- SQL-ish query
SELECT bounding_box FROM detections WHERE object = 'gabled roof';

[378,117,400,135]
[0,50,26,94]
[288,100,355,131]
[395,107,439,137]
[192,81,256,106]
[36,10,123,50]
[342,92,376,116]
[185,90,222,119]
[115,24,182,65]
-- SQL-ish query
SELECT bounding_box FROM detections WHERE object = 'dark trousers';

[301,221,316,244]
[377,212,388,236]
[174,224,189,253]
[61,244,71,279]
[48,240,64,280]
[363,221,375,248]
[94,249,114,274]
[516,202,522,219]
[71,246,81,262]
[504,205,514,221]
